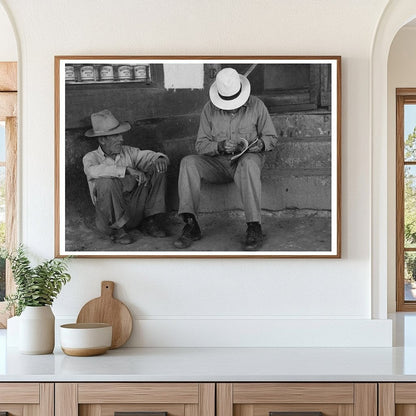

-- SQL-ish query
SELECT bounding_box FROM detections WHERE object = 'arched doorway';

[371,1,416,318]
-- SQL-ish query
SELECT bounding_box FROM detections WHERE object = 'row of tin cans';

[65,64,149,83]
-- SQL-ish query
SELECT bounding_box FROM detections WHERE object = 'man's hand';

[247,138,265,153]
[219,139,238,154]
[126,167,148,185]
[154,157,168,173]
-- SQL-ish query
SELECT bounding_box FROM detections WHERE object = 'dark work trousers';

[93,169,167,235]
[178,153,265,223]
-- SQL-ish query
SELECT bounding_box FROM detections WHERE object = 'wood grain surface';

[76,281,133,348]
[77,383,199,404]
[0,62,17,91]
[62,346,110,357]
[232,383,354,404]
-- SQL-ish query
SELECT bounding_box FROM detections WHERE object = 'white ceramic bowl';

[60,323,112,356]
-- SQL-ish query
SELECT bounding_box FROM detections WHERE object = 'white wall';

[387,26,416,312]
[0,3,16,61]
[0,0,394,347]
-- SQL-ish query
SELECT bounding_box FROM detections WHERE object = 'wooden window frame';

[0,62,17,327]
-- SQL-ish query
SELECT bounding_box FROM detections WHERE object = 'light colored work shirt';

[195,95,278,156]
[83,145,168,204]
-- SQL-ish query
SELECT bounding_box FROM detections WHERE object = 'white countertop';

[2,345,416,382]
[3,313,416,382]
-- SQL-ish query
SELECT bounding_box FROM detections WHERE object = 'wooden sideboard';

[2,382,416,416]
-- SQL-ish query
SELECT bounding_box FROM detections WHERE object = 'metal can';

[118,65,133,81]
[134,65,147,82]
[100,65,114,81]
[80,65,95,82]
[65,65,76,82]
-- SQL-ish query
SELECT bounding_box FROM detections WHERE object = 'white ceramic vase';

[19,305,55,354]
[6,315,20,347]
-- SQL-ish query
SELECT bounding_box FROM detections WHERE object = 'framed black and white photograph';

[55,56,341,258]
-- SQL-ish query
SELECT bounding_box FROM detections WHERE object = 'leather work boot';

[174,214,202,249]
[111,228,134,245]
[141,216,167,238]
[244,222,263,250]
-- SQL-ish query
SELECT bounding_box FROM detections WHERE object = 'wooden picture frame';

[55,56,341,258]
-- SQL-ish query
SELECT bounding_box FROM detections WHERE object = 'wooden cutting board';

[76,281,133,349]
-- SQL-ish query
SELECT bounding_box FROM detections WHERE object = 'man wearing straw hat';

[83,109,169,245]
[174,67,278,251]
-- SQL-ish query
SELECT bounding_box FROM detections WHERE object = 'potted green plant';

[3,245,71,354]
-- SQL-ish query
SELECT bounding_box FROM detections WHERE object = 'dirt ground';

[65,210,331,253]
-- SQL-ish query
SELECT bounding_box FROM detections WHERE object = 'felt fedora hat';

[85,109,131,137]
[209,68,251,110]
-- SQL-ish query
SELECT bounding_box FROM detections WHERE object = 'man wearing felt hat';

[83,109,169,245]
[174,67,278,251]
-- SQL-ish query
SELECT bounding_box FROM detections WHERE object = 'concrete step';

[267,136,331,170]
[260,90,312,105]
[164,135,331,172]
[131,109,332,141]
[66,108,334,217]
[164,135,332,212]
[271,112,331,138]
[260,91,319,114]
[200,171,331,212]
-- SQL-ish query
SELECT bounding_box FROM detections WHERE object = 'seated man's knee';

[239,153,261,170]
[180,155,200,171]
[95,177,120,192]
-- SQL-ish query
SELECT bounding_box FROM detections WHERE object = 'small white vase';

[6,315,20,347]
[19,306,55,354]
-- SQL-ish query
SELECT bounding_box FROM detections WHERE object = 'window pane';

[0,124,5,302]
[0,164,4,301]
[405,165,416,247]
[405,252,416,301]
[405,104,416,162]
[0,122,4,163]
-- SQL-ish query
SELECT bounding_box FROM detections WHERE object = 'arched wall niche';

[372,0,416,318]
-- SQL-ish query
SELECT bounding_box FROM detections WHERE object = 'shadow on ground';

[65,210,331,253]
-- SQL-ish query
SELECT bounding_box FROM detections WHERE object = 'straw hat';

[85,109,131,137]
[209,68,251,110]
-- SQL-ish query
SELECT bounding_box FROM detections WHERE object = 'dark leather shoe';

[111,228,134,245]
[245,222,263,250]
[141,217,167,238]
[174,217,202,249]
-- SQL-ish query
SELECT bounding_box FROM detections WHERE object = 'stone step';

[164,135,331,172]
[271,112,331,138]
[200,171,331,212]
[130,109,332,141]
[267,136,331,170]
[164,135,332,212]
[260,90,312,105]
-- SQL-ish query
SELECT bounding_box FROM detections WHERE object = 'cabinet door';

[0,383,53,416]
[217,383,377,416]
[379,383,416,416]
[55,383,215,416]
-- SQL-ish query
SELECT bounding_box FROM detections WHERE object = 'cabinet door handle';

[270,413,323,416]
[115,412,168,416]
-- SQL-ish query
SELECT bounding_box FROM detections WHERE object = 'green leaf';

[4,245,71,315]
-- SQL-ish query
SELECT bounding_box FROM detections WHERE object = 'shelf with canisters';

[64,63,154,85]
